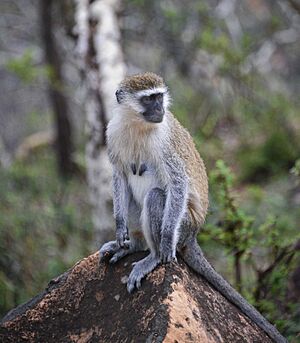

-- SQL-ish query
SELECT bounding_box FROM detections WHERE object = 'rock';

[0,252,274,343]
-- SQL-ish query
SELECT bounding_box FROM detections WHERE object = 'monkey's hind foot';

[127,254,160,293]
[99,240,132,263]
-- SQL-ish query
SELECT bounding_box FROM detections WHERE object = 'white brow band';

[136,87,168,97]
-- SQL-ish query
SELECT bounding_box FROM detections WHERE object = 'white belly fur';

[107,110,170,206]
[128,172,160,206]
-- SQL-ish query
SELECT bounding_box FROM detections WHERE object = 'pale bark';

[74,0,126,244]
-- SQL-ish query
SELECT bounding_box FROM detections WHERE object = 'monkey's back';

[167,112,209,226]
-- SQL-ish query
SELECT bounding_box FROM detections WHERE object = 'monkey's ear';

[115,89,124,104]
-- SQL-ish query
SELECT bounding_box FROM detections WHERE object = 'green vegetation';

[172,19,300,339]
[0,149,93,318]
[6,49,38,83]
[6,49,51,84]
[1,1,300,340]
[201,160,300,339]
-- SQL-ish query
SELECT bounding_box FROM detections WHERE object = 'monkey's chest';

[109,126,166,205]
[127,162,161,206]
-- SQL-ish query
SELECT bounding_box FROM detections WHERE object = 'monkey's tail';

[180,238,287,343]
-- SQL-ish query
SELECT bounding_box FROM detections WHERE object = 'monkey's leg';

[127,188,165,293]
[100,199,145,264]
[127,253,160,293]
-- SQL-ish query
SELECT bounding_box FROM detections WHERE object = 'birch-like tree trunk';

[74,0,126,244]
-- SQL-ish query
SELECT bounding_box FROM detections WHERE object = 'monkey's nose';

[154,106,164,116]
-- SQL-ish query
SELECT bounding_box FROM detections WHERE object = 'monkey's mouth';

[142,109,165,123]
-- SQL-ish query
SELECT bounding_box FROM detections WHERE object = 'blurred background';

[0,0,299,339]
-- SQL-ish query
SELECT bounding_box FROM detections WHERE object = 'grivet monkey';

[100,72,286,343]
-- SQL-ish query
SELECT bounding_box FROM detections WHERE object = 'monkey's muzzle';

[142,105,165,123]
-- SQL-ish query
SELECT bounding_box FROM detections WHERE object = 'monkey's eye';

[156,93,163,102]
[141,96,152,105]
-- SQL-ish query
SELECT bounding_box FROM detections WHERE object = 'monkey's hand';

[116,221,129,249]
[159,234,177,263]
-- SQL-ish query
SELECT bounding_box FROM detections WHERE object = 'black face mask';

[140,93,165,123]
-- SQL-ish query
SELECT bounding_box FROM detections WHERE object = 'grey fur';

[144,188,165,254]
[160,152,188,263]
[100,172,147,262]
[101,151,287,343]
[181,238,287,343]
[112,168,130,247]
[127,254,160,293]
[100,80,287,342]
[99,237,144,264]
[128,186,288,342]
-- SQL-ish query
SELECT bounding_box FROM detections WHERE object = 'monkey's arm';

[160,153,188,263]
[112,167,130,248]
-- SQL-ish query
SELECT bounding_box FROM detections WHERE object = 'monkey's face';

[115,75,170,123]
[139,93,165,123]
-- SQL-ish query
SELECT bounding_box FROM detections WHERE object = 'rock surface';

[0,251,274,343]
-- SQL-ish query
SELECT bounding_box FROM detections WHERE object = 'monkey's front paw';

[116,226,129,248]
[99,240,132,263]
[159,243,177,264]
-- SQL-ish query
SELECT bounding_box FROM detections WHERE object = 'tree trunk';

[0,135,11,168]
[40,0,74,177]
[74,0,126,244]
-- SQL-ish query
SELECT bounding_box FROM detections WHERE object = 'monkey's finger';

[167,255,173,263]
[160,253,173,264]
[109,255,118,264]
[127,281,135,293]
[117,238,125,248]
[99,241,119,261]
[117,232,129,248]
[159,252,166,263]
[165,256,171,263]
[109,248,130,264]
[136,278,142,289]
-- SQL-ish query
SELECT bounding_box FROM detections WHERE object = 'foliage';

[201,160,300,339]
[291,159,300,181]
[1,0,300,340]
[6,48,59,90]
[136,1,300,185]
[5,49,51,84]
[6,49,38,83]
[0,149,93,318]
